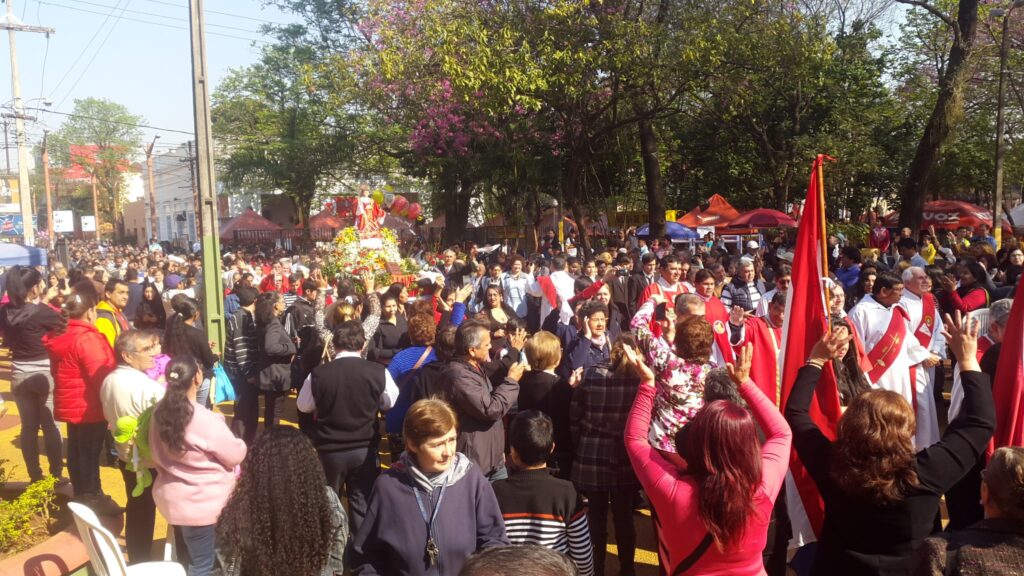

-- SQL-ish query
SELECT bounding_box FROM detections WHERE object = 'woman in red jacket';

[938,260,992,315]
[43,291,119,514]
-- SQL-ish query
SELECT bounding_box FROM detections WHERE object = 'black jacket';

[786,365,996,576]
[256,319,296,392]
[439,359,519,474]
[0,302,65,361]
[368,316,409,365]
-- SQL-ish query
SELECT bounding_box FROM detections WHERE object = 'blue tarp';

[635,222,700,241]
[0,243,48,266]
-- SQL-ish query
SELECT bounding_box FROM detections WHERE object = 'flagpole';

[816,155,831,332]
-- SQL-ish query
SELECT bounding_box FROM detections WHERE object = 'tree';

[895,0,981,233]
[212,40,362,242]
[48,98,144,238]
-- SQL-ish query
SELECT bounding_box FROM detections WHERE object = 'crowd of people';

[0,219,1022,576]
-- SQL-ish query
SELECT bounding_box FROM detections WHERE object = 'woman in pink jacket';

[149,355,247,576]
[624,343,792,575]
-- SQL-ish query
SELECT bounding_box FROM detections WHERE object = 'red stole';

[913,293,938,349]
[744,316,782,406]
[866,305,909,383]
[977,335,994,363]
[704,296,735,364]
[844,318,874,374]
[640,281,689,309]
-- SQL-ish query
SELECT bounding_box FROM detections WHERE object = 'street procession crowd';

[0,215,1023,576]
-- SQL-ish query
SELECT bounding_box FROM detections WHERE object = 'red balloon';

[407,203,422,220]
[391,195,409,215]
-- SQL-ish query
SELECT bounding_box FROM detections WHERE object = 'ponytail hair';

[164,295,199,357]
[48,290,94,335]
[152,355,199,454]
[5,266,43,307]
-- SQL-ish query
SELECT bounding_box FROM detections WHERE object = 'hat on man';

[746,240,759,250]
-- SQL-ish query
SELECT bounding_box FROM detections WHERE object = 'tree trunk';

[898,0,979,234]
[442,174,473,247]
[638,118,666,239]
[295,193,312,248]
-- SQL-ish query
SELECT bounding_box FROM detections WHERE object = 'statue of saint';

[355,187,385,237]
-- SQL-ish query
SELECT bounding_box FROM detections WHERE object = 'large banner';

[52,210,74,233]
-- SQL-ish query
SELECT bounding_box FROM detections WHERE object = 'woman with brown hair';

[351,398,508,575]
[785,312,996,575]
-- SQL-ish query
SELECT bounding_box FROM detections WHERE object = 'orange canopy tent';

[307,210,348,230]
[677,194,741,228]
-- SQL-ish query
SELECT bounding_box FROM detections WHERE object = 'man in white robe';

[848,272,932,408]
[899,267,945,448]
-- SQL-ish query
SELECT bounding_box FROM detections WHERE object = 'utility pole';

[145,135,159,242]
[1,0,54,246]
[42,132,52,244]
[189,0,225,352]
[182,140,200,240]
[91,174,100,240]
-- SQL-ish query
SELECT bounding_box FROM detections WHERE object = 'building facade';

[150,144,198,245]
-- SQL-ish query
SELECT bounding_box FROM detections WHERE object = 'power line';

[55,0,133,110]
[28,106,196,135]
[45,0,128,100]
[58,0,271,35]
[37,1,271,43]
[136,0,292,26]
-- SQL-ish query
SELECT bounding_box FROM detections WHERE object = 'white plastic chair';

[968,308,990,339]
[68,502,186,576]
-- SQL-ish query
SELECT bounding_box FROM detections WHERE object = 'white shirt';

[848,295,931,407]
[900,290,946,448]
[297,351,399,414]
[100,365,166,462]
[526,270,576,322]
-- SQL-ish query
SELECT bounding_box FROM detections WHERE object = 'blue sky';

[0,0,299,156]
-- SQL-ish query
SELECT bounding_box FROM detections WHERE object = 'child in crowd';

[516,331,579,478]
[491,411,594,576]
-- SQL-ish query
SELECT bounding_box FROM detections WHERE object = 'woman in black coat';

[785,313,995,576]
[133,282,166,330]
[252,291,296,432]
[367,294,409,366]
[162,295,217,407]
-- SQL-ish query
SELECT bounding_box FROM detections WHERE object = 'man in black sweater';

[296,319,398,535]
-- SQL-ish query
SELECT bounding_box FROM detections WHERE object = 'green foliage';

[48,98,145,236]
[0,464,58,553]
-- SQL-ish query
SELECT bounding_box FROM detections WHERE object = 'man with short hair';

[296,319,399,535]
[849,272,926,406]
[435,249,466,288]
[896,237,928,268]
[637,255,689,308]
[123,267,144,322]
[627,252,658,317]
[95,279,131,348]
[755,264,791,318]
[971,223,996,249]
[720,259,762,314]
[438,321,524,481]
[900,266,945,448]
[834,246,862,291]
[225,286,261,443]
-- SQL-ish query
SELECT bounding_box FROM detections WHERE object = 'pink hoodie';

[148,401,247,526]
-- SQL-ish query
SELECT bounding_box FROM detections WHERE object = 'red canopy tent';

[882,200,1011,231]
[677,194,741,228]
[219,209,282,242]
[308,210,348,230]
[727,208,797,228]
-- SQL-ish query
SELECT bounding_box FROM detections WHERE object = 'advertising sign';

[53,210,74,233]
[81,216,97,232]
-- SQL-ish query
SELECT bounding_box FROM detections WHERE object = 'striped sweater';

[491,468,595,576]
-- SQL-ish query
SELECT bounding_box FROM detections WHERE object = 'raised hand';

[729,305,746,326]
[568,366,584,388]
[622,344,655,385]
[943,311,980,372]
[360,271,376,293]
[456,284,474,303]
[727,343,753,385]
[509,328,528,351]
[808,330,850,366]
[507,361,526,382]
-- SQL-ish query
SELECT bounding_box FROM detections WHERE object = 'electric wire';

[55,0,134,110]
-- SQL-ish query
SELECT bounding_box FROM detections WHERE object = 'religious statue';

[355,186,386,238]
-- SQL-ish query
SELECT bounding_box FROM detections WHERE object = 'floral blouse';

[631,300,711,453]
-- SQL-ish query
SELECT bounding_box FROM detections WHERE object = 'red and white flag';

[779,154,843,544]
[989,281,1024,456]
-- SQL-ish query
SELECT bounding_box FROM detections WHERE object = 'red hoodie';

[43,319,117,424]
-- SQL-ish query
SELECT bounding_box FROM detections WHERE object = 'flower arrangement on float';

[321,226,421,289]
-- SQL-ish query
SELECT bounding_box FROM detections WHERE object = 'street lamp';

[992,0,1024,249]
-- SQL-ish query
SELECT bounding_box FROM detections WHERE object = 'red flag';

[779,154,843,537]
[989,281,1024,456]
